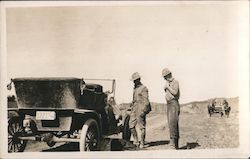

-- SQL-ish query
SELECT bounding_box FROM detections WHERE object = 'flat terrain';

[23,97,239,151]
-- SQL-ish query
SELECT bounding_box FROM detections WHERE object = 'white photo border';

[0,1,249,158]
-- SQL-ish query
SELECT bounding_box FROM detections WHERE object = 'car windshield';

[84,79,114,94]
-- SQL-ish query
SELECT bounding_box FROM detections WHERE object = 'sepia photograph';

[0,1,249,158]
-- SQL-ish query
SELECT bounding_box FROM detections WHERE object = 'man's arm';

[165,80,179,95]
[140,86,150,106]
[139,86,151,116]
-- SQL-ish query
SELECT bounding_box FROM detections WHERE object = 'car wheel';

[8,117,27,153]
[122,115,131,141]
[79,119,100,151]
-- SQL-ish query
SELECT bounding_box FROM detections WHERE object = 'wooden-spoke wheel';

[79,119,100,151]
[8,118,27,153]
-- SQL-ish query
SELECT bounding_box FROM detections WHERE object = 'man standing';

[162,68,180,149]
[129,72,151,148]
[223,99,231,118]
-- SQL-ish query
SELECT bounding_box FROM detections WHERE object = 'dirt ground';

[145,111,238,150]
[23,98,238,151]
[145,98,239,150]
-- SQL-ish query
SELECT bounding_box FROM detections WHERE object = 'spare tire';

[122,115,131,141]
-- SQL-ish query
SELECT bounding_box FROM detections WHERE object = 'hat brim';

[130,76,141,81]
[162,72,171,77]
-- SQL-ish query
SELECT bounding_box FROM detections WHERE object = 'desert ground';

[20,97,238,152]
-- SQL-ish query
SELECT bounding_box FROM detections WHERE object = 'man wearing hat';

[162,68,180,149]
[129,72,151,148]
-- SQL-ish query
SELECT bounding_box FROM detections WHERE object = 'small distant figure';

[7,79,13,90]
[108,97,122,121]
[104,96,122,134]
[223,99,231,118]
[207,99,216,117]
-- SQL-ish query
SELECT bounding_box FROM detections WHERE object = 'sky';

[6,3,241,104]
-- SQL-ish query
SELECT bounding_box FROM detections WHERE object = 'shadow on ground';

[179,142,201,149]
[110,139,138,151]
[146,140,169,147]
[111,140,171,151]
[41,139,200,151]
[42,139,137,151]
[42,143,79,152]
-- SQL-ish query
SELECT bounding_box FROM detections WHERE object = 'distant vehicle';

[7,78,131,152]
[207,100,224,117]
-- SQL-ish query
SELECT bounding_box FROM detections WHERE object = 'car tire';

[79,119,100,151]
[8,117,27,153]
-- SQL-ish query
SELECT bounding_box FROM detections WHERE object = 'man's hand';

[140,112,145,118]
[165,80,170,87]
[129,102,134,107]
[7,83,12,90]
[116,114,122,121]
[164,81,170,91]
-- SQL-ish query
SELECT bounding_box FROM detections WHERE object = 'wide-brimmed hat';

[162,68,171,77]
[130,72,141,81]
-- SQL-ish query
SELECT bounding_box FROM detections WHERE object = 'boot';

[169,139,175,149]
[139,141,144,149]
[131,128,139,147]
[169,138,179,150]
[139,128,146,149]
[174,138,179,150]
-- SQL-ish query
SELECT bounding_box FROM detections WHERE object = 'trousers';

[167,99,180,139]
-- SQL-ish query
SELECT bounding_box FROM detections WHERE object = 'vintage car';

[208,106,224,117]
[7,78,131,152]
[207,100,226,117]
